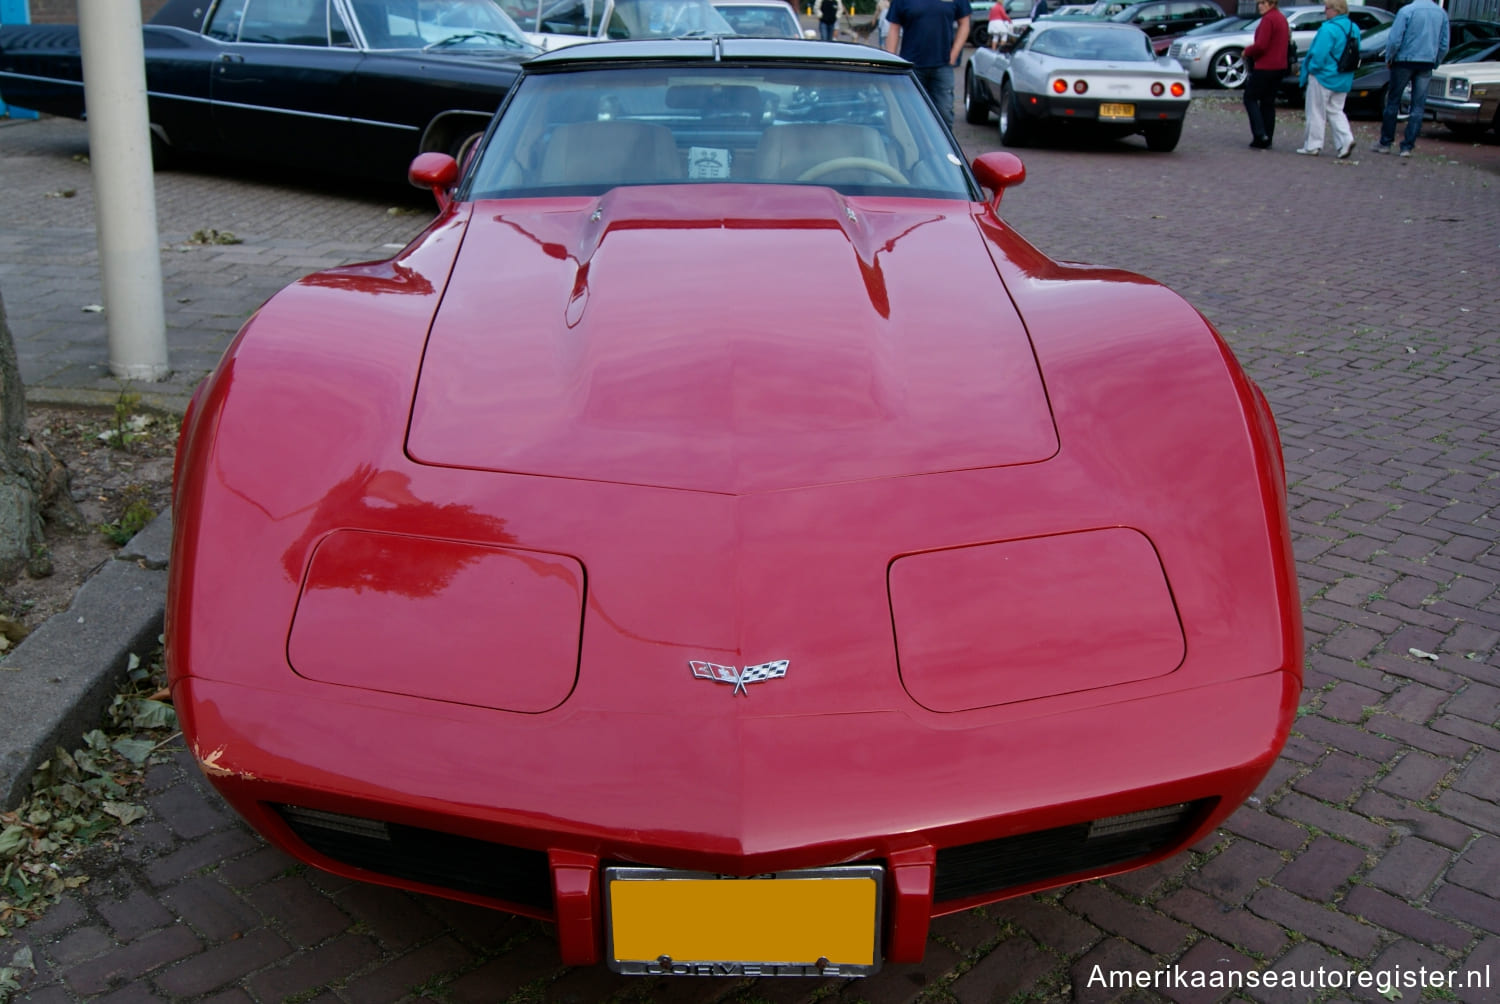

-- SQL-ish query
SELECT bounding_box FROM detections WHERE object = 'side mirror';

[970,151,1025,211]
[409,152,460,211]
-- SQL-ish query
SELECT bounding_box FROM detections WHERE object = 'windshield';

[347,0,537,49]
[1030,25,1155,59]
[1446,37,1500,61]
[467,64,974,200]
[598,0,737,36]
[713,3,803,36]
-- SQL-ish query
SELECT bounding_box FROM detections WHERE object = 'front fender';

[166,206,472,694]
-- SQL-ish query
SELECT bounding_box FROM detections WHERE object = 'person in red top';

[1242,0,1290,148]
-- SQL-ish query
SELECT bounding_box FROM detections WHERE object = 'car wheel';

[964,66,991,125]
[1210,48,1246,89]
[998,81,1032,147]
[1144,120,1182,152]
[451,130,485,167]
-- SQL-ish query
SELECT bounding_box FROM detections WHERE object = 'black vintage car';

[0,0,538,180]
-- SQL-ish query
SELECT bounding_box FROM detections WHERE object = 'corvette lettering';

[689,659,789,695]
[620,960,858,977]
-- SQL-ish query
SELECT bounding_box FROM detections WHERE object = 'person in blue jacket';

[1296,0,1359,157]
[1372,0,1449,156]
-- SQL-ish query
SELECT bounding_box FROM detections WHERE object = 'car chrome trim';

[0,71,83,88]
[205,97,422,131]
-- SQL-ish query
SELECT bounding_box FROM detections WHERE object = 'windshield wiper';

[423,29,526,51]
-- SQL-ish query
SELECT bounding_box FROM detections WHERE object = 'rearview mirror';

[408,152,460,211]
[970,151,1026,211]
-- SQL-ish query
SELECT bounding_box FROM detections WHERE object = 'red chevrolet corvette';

[167,38,1301,976]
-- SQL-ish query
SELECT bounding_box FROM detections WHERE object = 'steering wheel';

[796,157,908,184]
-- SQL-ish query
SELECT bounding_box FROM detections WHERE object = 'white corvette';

[966,20,1191,151]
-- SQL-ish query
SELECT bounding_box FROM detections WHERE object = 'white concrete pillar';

[77,0,169,381]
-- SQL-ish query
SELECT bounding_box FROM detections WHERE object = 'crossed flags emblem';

[689,659,789,696]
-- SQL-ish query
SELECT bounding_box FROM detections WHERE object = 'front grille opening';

[934,799,1212,904]
[273,804,553,911]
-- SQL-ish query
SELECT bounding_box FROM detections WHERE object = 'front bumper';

[1425,97,1482,125]
[176,667,1297,966]
[1170,53,1213,80]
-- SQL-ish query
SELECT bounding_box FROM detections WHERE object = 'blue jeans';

[819,20,836,40]
[913,63,955,129]
[1380,61,1434,152]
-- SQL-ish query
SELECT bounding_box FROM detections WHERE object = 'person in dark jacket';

[819,0,843,41]
[1242,0,1289,149]
[885,0,972,128]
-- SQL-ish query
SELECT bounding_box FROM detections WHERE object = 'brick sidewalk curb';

[0,513,171,810]
[24,386,198,420]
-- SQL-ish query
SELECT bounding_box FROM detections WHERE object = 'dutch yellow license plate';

[605,865,883,976]
[1099,103,1135,120]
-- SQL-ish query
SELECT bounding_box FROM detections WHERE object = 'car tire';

[1144,120,1182,152]
[964,66,991,124]
[998,80,1032,147]
[451,130,486,167]
[1210,47,1246,89]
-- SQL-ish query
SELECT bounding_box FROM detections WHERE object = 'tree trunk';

[0,290,81,579]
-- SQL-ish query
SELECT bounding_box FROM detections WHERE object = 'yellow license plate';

[1099,103,1135,120]
[605,865,883,976]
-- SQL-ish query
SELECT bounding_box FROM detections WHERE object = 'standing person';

[1296,0,1359,158]
[1372,0,1449,156]
[876,0,892,49]
[819,0,842,41]
[885,0,972,128]
[1242,0,1289,149]
[984,0,1010,46]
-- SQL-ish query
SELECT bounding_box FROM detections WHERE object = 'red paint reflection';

[282,465,515,596]
[300,261,435,296]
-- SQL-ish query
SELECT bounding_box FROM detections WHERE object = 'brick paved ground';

[1,76,1498,1002]
[0,118,430,408]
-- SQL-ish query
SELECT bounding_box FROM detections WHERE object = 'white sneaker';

[1337,141,1354,159]
[1295,147,1320,156]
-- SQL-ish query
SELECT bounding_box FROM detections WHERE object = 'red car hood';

[408,185,1057,495]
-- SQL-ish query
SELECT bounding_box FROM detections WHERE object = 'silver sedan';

[1167,3,1392,89]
